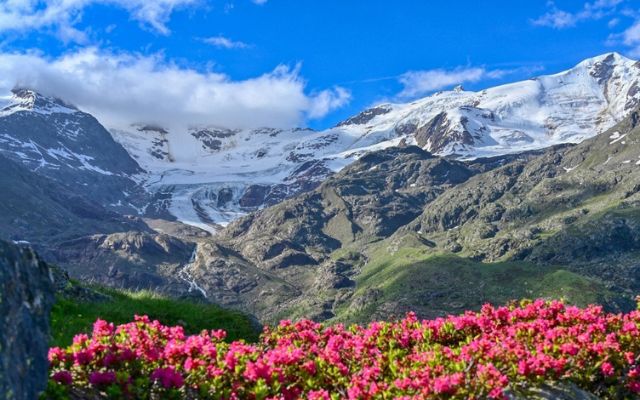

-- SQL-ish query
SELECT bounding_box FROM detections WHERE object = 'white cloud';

[203,35,249,49]
[0,48,350,130]
[605,8,640,57]
[396,66,545,99]
[533,1,640,58]
[621,19,640,56]
[532,9,578,29]
[398,68,486,98]
[252,0,268,4]
[532,0,623,29]
[306,87,351,118]
[0,0,197,38]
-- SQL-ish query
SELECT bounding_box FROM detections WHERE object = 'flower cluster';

[46,299,640,399]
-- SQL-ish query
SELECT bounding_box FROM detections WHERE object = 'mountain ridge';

[109,52,640,232]
[1,53,637,234]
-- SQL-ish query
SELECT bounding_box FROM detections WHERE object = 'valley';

[1,53,640,326]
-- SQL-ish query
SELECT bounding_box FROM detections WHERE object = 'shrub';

[45,299,640,399]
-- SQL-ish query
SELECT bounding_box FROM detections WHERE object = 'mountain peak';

[575,52,636,69]
[2,88,78,115]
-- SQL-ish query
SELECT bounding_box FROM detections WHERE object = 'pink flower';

[243,361,271,381]
[433,373,462,394]
[489,387,505,399]
[308,389,330,400]
[92,319,115,337]
[184,357,203,371]
[102,352,118,367]
[151,367,184,389]
[88,371,116,386]
[303,360,317,375]
[601,362,615,377]
[211,329,227,341]
[629,381,640,393]
[560,343,579,356]
[72,333,89,345]
[47,347,66,364]
[51,371,73,385]
[73,350,93,366]
[44,303,640,399]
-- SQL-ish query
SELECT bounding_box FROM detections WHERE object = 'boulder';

[0,240,55,399]
[507,382,601,399]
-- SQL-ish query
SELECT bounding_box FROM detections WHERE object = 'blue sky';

[0,0,639,130]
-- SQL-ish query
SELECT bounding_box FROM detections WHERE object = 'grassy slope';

[51,287,260,347]
[334,245,622,323]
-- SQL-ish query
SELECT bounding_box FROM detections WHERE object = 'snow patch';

[610,133,627,145]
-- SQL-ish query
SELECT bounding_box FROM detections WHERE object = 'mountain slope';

[0,153,147,250]
[0,89,147,214]
[341,106,640,321]
[369,52,640,157]
[172,105,640,323]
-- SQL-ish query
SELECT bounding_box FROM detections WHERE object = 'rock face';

[52,231,195,294]
[0,153,148,248]
[0,240,55,399]
[507,383,600,400]
[336,105,392,126]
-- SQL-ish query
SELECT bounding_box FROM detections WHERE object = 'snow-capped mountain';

[0,53,637,233]
[363,52,640,158]
[0,88,147,214]
[108,52,640,232]
[335,52,640,158]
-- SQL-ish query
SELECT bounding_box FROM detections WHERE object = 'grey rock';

[507,382,601,399]
[240,185,271,208]
[336,105,392,127]
[0,240,55,400]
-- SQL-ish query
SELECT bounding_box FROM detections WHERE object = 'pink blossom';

[88,371,116,386]
[601,362,615,377]
[51,370,72,385]
[151,367,184,388]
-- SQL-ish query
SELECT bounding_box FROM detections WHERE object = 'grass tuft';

[50,286,259,347]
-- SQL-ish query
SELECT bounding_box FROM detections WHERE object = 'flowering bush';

[45,299,640,399]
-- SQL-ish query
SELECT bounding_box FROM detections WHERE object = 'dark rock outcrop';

[414,111,476,153]
[0,240,55,399]
[336,105,392,127]
[53,231,194,292]
[240,185,271,208]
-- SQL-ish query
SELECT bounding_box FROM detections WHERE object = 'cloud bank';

[0,0,199,38]
[532,0,623,29]
[0,48,350,130]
